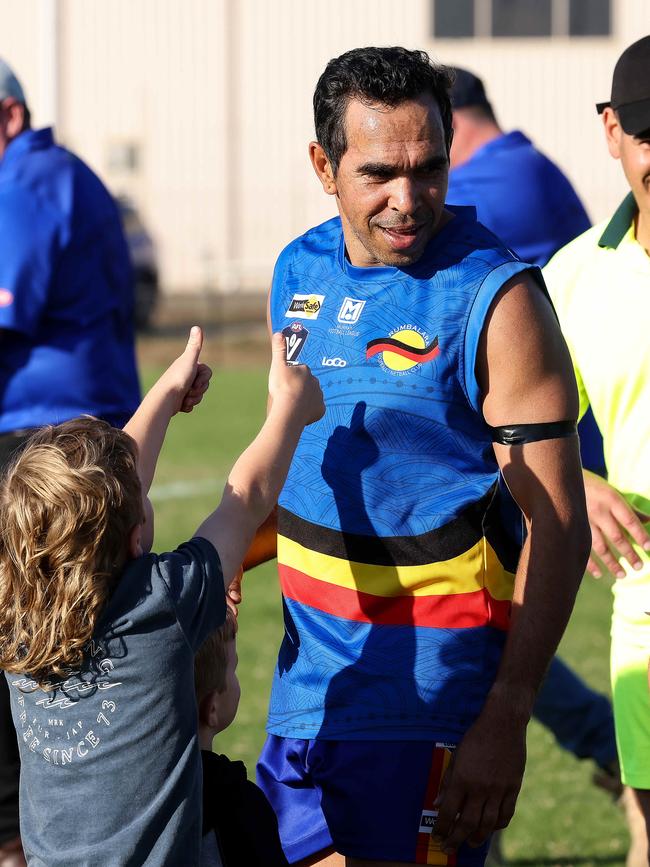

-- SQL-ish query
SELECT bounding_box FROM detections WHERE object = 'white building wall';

[0,0,648,292]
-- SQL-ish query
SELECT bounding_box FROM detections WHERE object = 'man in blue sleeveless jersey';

[248,48,590,867]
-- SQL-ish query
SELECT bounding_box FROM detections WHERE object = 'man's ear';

[2,99,26,140]
[127,523,143,559]
[309,141,337,196]
[602,106,622,160]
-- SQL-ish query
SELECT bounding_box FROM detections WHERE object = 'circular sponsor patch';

[0,288,14,307]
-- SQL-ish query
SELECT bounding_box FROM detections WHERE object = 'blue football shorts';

[257,735,490,865]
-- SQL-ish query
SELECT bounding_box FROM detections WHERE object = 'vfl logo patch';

[366,328,439,375]
[282,322,309,364]
[286,293,325,320]
[337,297,366,325]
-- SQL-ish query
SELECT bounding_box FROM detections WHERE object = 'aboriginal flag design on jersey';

[277,485,515,632]
[267,207,536,742]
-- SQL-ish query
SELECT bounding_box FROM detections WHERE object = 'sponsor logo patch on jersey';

[337,297,366,325]
[366,326,440,376]
[286,293,325,320]
[0,288,14,307]
[282,322,309,364]
[419,810,438,834]
[321,356,347,368]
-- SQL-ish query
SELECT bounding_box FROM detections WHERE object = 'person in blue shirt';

[447,67,591,268]
[0,58,140,865]
[446,66,636,863]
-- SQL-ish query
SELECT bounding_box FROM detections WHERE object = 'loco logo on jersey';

[366,326,440,376]
[282,322,309,364]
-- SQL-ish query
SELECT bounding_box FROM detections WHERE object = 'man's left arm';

[435,273,591,852]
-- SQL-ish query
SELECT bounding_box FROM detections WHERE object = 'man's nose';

[388,177,420,214]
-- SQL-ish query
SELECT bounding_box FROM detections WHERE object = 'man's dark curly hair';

[313,46,454,175]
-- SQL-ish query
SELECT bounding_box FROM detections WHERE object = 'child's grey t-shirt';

[5,536,225,867]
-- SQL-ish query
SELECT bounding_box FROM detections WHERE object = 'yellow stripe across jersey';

[277,534,515,600]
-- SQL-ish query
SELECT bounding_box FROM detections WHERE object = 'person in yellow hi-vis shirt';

[544,35,650,859]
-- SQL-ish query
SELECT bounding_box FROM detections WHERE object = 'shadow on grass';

[508,857,625,866]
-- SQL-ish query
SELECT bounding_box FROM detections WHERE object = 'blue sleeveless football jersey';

[268,206,535,742]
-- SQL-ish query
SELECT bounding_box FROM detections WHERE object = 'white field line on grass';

[150,477,224,502]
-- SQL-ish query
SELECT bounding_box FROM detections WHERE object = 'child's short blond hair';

[0,417,143,685]
[194,607,238,702]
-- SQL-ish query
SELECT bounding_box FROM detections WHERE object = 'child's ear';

[198,691,221,731]
[127,523,143,559]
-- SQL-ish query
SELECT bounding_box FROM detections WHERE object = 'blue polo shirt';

[447,131,590,268]
[0,128,140,433]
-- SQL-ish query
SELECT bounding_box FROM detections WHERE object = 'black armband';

[490,420,578,446]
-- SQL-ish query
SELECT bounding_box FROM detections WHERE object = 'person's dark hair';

[314,46,454,174]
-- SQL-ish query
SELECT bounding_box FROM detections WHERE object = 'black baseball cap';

[596,35,650,136]
[449,67,493,113]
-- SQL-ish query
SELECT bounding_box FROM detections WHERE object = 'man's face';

[604,107,650,223]
[311,95,450,267]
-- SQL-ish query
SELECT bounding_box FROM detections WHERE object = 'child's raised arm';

[195,333,323,587]
[124,326,211,497]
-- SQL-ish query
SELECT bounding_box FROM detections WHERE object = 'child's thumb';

[271,332,287,365]
[184,325,203,362]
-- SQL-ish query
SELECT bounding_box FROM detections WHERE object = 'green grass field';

[145,354,630,867]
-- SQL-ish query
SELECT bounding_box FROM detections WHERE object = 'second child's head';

[194,609,240,748]
[0,417,145,685]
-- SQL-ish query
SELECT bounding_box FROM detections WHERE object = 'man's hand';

[159,325,212,414]
[584,471,650,579]
[435,700,526,851]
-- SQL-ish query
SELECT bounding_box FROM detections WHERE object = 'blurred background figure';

[448,66,590,267]
[446,66,643,867]
[0,57,140,866]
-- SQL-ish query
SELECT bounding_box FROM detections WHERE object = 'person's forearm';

[195,399,307,584]
[224,398,305,528]
[485,514,591,720]
[123,380,177,496]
